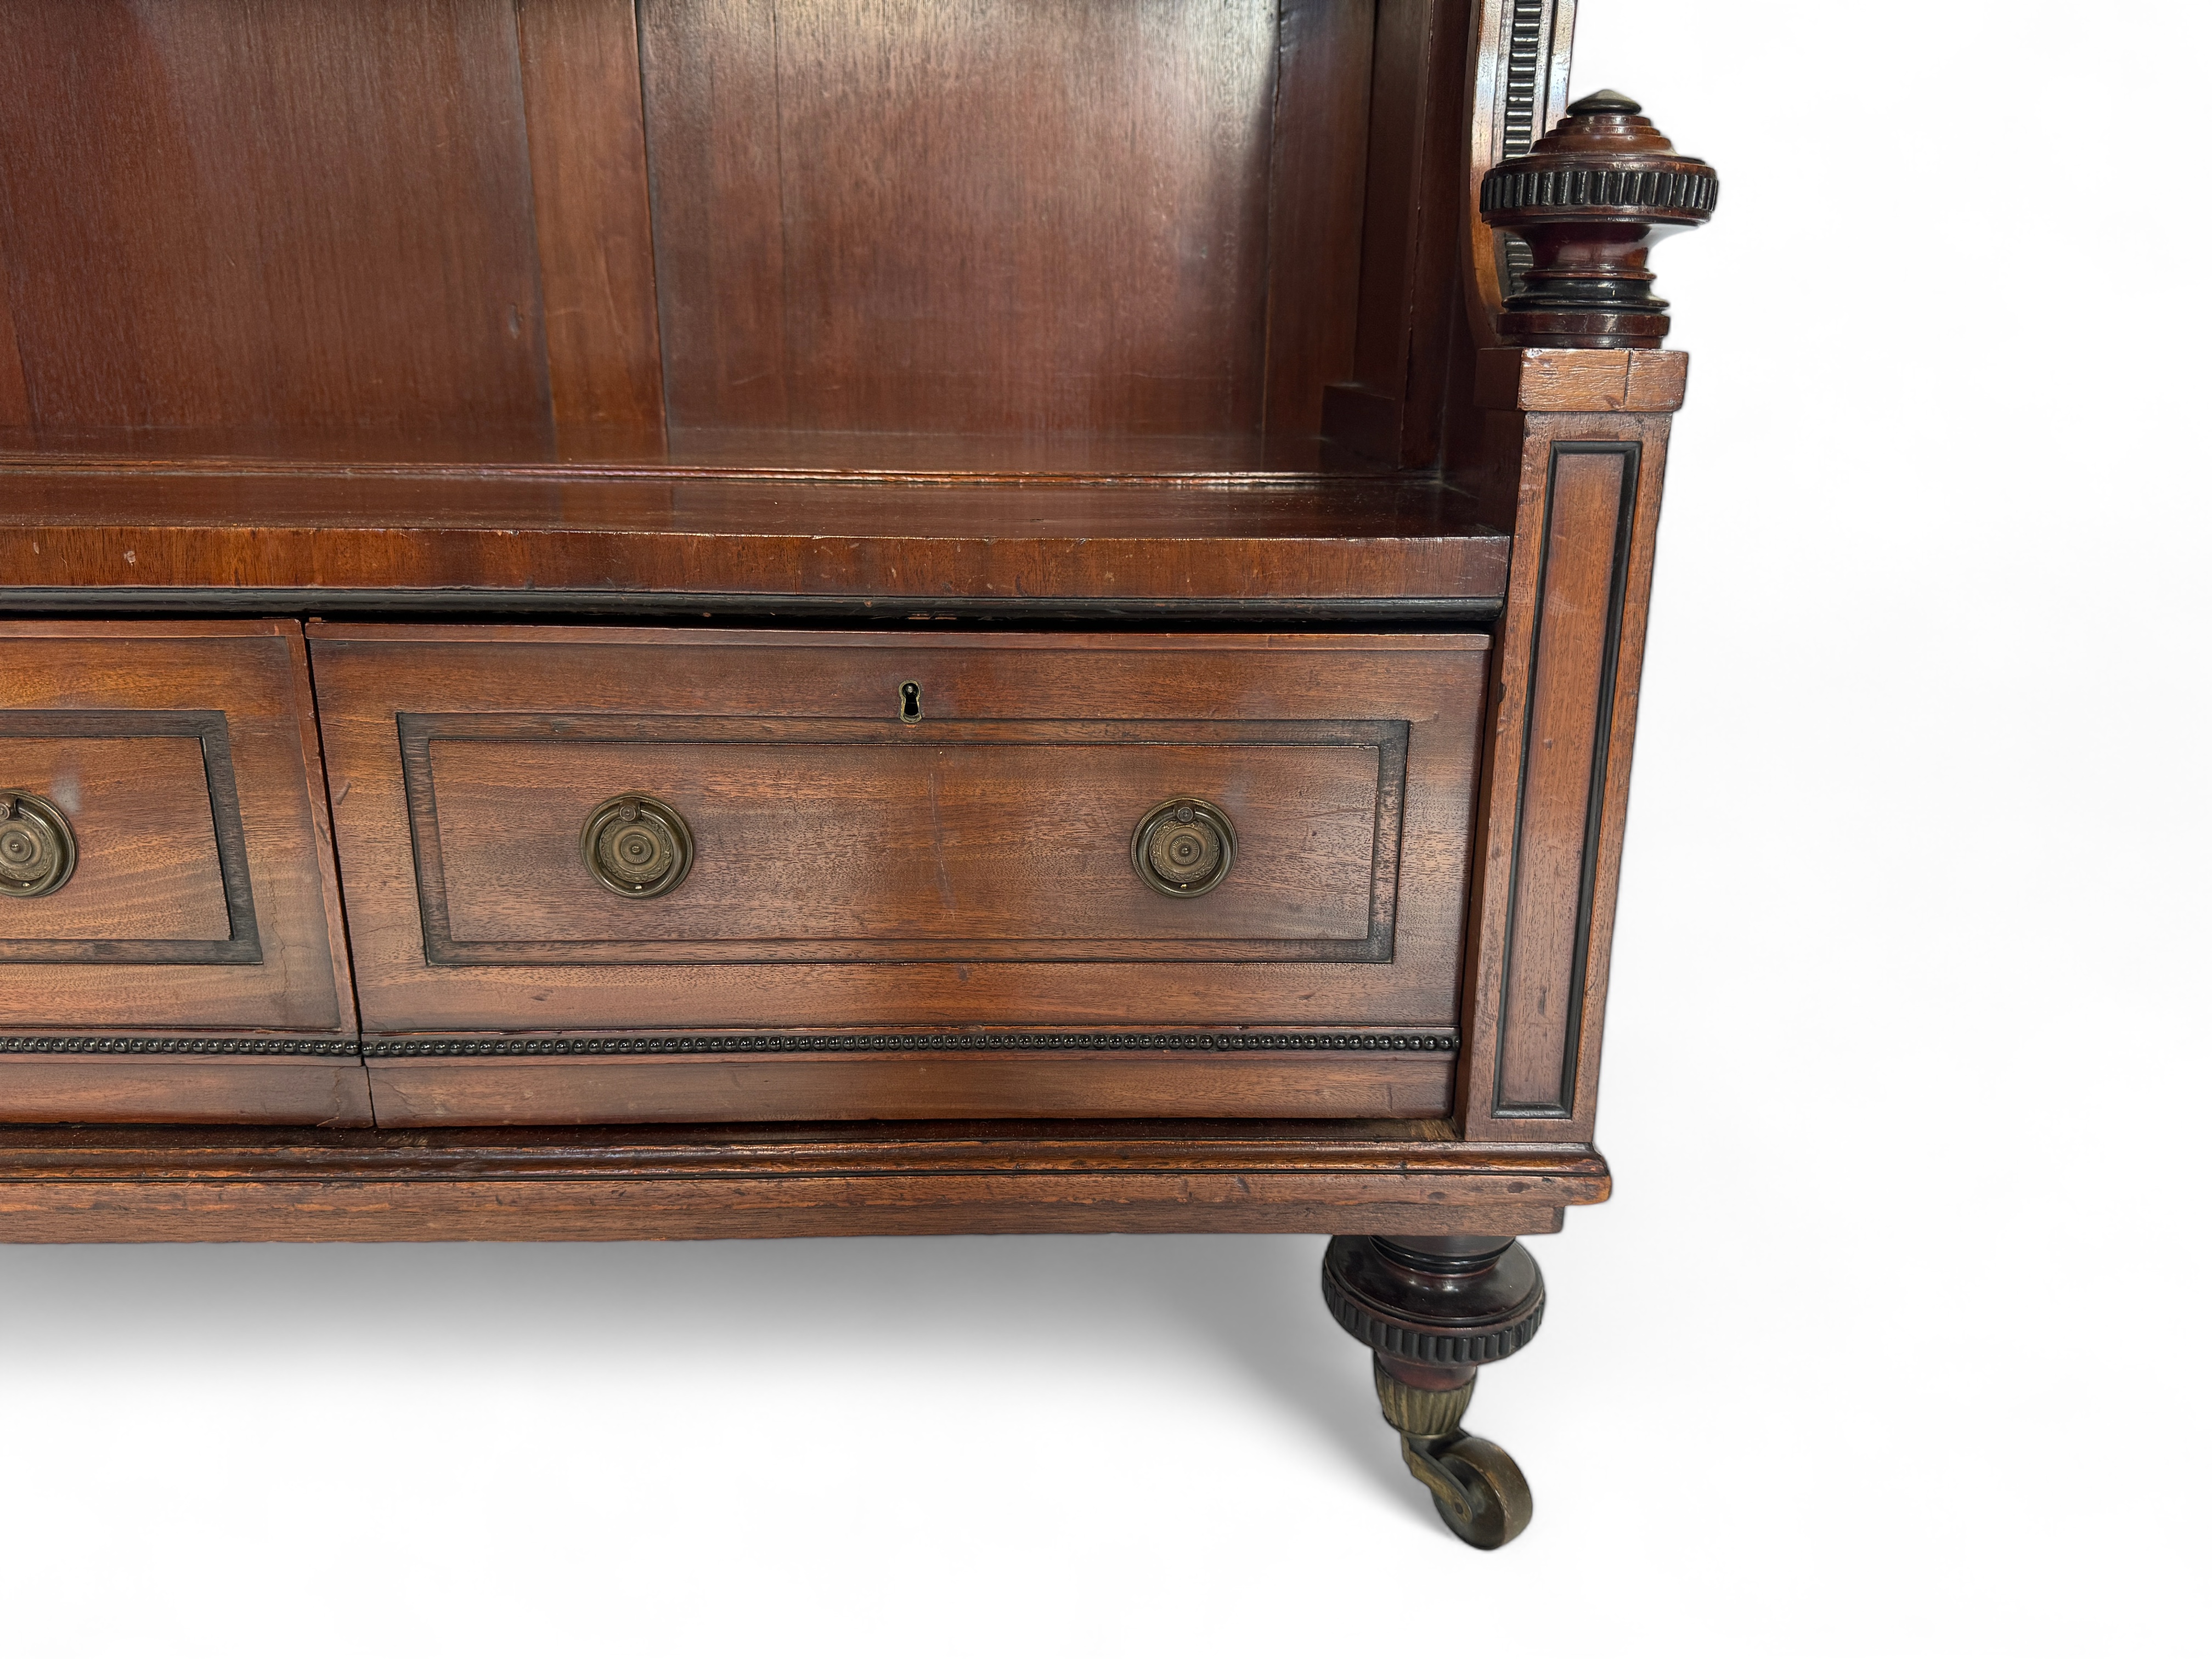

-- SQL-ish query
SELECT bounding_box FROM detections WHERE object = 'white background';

[5,2,2209,1654]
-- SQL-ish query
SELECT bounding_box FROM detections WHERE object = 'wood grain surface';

[367,1051,1455,1127]
[0,1057,369,1127]
[1322,0,1475,466]
[0,0,549,434]
[414,719,1400,961]
[1498,446,1628,1108]
[0,621,349,1034]
[0,460,1509,612]
[1262,0,1376,438]
[311,628,1485,1043]
[639,0,1278,434]
[0,0,1496,451]
[1474,348,1689,413]
[0,0,1669,1233]
[0,1121,1604,1241]
[515,0,668,448]
[1457,398,1675,1142]
[0,736,228,945]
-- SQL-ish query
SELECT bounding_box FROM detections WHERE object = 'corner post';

[1321,91,1716,1551]
[1458,93,1714,1141]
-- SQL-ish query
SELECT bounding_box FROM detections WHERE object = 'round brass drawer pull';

[581,794,695,899]
[1131,796,1235,898]
[0,790,77,900]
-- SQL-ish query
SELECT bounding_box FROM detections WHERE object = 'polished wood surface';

[312,628,1484,1044]
[1262,0,1375,438]
[0,621,349,1034]
[642,0,1278,435]
[1457,356,1674,1141]
[0,0,549,435]
[0,1058,369,1128]
[514,0,667,448]
[1475,347,1688,414]
[0,0,1470,449]
[1498,445,1630,1108]
[0,0,1706,1365]
[0,1121,1604,1241]
[368,1051,1455,1128]
[1322,0,1477,466]
[417,725,1397,957]
[1,736,229,944]
[0,455,1509,613]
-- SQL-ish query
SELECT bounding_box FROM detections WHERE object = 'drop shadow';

[0,1231,1431,1521]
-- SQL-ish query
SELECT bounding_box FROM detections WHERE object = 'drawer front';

[312,627,1484,1124]
[0,621,362,1124]
[406,715,1402,962]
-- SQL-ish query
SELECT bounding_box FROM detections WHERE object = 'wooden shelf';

[0,430,1507,618]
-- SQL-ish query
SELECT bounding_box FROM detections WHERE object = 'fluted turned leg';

[1320,1234,1545,1548]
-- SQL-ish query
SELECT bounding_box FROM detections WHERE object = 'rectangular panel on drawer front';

[0,622,363,1126]
[407,715,1403,963]
[311,628,1484,1125]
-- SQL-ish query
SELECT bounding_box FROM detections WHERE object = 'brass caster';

[1324,1235,1548,1548]
[1402,1428,1533,1550]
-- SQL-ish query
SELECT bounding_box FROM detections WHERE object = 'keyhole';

[899,681,923,724]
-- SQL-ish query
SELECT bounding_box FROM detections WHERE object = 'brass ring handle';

[580,794,694,899]
[0,790,77,899]
[1131,797,1235,899]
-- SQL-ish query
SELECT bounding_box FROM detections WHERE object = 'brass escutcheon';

[0,790,76,899]
[1131,796,1235,898]
[580,793,695,899]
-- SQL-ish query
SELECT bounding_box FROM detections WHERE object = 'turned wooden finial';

[1479,91,1718,349]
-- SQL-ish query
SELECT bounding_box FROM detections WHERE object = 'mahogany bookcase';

[0,0,1712,1545]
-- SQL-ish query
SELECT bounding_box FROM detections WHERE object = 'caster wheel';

[1403,1431,1533,1550]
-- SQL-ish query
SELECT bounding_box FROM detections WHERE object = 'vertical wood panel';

[640,0,1279,435]
[1497,447,1622,1107]
[1344,0,1432,393]
[0,0,549,433]
[1318,0,1475,465]
[516,0,668,450]
[636,0,793,431]
[1458,400,1671,1141]
[0,286,30,426]
[1261,0,1375,439]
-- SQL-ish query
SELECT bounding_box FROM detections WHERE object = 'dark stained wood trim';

[356,1030,1456,1057]
[1,1033,359,1056]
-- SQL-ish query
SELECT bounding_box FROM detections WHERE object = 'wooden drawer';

[311,627,1484,1125]
[0,621,363,1124]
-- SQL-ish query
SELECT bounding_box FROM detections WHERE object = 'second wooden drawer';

[311,626,1485,1119]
